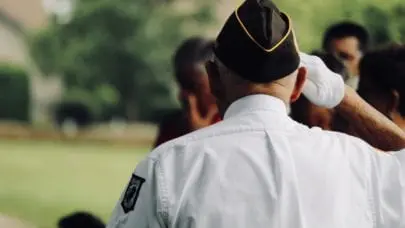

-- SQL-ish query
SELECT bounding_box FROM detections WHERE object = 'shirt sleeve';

[106,158,168,228]
[369,149,405,227]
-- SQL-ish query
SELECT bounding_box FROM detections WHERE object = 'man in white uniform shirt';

[107,0,405,227]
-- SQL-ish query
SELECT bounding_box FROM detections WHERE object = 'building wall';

[1,0,48,30]
[216,0,239,23]
[30,72,63,124]
[0,2,62,124]
[0,21,25,64]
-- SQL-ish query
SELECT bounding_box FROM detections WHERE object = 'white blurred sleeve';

[370,150,405,227]
[106,158,168,228]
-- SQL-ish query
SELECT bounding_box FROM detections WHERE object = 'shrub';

[53,88,103,128]
[0,64,30,122]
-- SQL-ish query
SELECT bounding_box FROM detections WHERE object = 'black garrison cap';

[214,0,300,83]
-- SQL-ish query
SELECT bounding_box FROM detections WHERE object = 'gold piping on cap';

[234,4,292,53]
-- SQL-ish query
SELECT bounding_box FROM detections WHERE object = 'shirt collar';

[224,94,288,120]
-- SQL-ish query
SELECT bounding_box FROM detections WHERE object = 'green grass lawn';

[0,139,150,228]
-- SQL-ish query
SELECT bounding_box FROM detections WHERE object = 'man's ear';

[290,67,307,102]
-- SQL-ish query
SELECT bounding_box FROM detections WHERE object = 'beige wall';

[0,0,47,29]
[216,0,238,23]
[205,0,241,37]
[0,1,62,124]
[0,21,25,64]
[0,21,63,124]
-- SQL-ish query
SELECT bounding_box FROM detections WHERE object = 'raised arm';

[336,85,405,151]
[300,53,405,151]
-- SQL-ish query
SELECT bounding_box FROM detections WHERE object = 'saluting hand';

[300,52,345,109]
[186,94,218,131]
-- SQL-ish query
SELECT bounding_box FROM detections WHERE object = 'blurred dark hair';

[360,44,405,116]
[323,22,369,52]
[58,211,105,228]
[311,50,349,78]
[173,37,214,91]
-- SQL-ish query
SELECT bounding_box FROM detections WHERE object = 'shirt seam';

[367,151,377,227]
[155,159,170,226]
[224,107,286,120]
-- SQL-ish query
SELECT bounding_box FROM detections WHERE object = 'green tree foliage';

[390,4,405,44]
[30,0,404,125]
[363,5,392,46]
[361,3,405,47]
[30,0,215,122]
[0,64,30,122]
[274,0,405,51]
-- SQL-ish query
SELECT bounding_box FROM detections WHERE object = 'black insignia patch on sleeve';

[121,174,145,214]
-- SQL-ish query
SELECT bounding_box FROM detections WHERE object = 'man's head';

[58,212,105,228]
[173,37,216,115]
[358,45,405,128]
[323,22,369,77]
[291,52,347,130]
[207,0,306,116]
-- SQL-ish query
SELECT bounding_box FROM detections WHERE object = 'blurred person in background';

[58,211,105,228]
[336,45,405,135]
[154,37,220,147]
[323,21,369,89]
[291,51,348,130]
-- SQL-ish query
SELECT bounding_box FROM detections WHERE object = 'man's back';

[107,95,405,228]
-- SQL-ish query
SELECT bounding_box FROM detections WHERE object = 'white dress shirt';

[107,94,405,228]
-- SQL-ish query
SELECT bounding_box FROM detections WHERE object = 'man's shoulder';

[321,130,366,144]
[291,122,374,151]
[152,116,375,161]
[313,128,375,154]
[150,119,255,160]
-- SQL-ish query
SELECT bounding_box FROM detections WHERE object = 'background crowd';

[1,0,405,227]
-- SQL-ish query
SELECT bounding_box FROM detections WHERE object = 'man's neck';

[220,80,293,117]
[242,88,291,106]
[221,92,289,117]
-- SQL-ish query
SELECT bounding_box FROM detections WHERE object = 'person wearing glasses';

[322,22,370,90]
[107,1,405,227]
